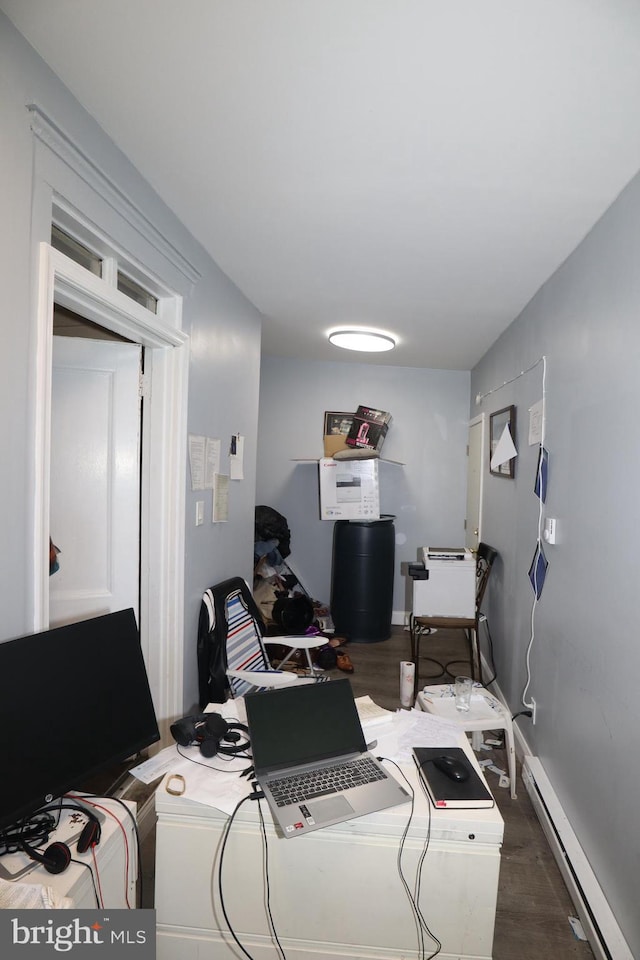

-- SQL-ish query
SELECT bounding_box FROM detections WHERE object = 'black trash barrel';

[331,516,395,643]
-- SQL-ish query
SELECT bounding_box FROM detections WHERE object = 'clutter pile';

[253,505,354,674]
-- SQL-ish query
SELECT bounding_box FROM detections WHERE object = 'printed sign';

[0,910,156,958]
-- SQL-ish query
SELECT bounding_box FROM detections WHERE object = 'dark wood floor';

[335,625,595,960]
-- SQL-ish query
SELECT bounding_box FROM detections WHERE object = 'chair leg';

[475,628,482,681]
[468,627,481,682]
[410,618,447,699]
[277,648,297,668]
[277,645,319,675]
[410,619,420,700]
[504,723,518,799]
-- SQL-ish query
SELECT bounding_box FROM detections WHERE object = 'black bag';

[314,644,338,670]
[271,594,314,634]
[255,505,291,559]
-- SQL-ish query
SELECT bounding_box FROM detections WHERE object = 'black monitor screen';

[0,608,160,831]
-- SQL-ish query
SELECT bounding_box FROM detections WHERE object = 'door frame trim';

[33,243,188,725]
[467,413,486,548]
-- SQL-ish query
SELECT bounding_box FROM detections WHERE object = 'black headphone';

[170,713,249,759]
[20,804,102,875]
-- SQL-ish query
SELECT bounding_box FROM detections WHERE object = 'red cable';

[67,795,133,909]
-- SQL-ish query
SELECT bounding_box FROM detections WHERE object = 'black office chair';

[409,542,498,699]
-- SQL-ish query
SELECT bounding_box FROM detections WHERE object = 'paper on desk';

[130,745,185,784]
[355,695,394,726]
[133,698,461,812]
[168,759,251,815]
[368,708,462,764]
[134,744,252,814]
[0,877,72,909]
[205,697,247,725]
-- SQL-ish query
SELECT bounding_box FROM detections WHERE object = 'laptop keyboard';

[268,755,387,807]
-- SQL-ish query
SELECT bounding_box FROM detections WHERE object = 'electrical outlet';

[531,698,537,724]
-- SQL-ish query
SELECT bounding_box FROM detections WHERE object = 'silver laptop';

[245,678,410,837]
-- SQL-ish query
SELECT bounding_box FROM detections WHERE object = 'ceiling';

[4,1,640,370]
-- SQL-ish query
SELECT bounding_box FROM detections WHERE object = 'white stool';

[416,683,517,799]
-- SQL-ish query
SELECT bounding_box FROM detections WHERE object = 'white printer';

[410,547,476,618]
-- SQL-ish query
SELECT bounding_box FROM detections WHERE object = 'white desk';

[155,743,503,960]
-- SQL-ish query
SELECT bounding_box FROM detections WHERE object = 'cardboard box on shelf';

[318,457,380,520]
[323,411,354,458]
[345,405,392,453]
[353,405,393,426]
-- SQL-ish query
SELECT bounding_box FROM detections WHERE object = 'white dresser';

[155,758,503,960]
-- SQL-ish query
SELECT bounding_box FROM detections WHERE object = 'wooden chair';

[409,542,498,700]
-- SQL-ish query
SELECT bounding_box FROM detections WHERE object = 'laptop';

[245,678,410,837]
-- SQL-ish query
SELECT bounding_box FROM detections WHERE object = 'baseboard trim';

[477,664,632,960]
[522,757,632,960]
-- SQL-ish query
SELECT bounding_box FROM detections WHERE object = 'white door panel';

[50,337,141,627]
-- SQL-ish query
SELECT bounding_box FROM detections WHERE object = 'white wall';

[257,356,470,620]
[0,14,262,714]
[472,170,640,955]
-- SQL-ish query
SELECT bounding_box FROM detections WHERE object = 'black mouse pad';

[413,747,495,809]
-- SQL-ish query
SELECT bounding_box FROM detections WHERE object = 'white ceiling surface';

[4,1,640,369]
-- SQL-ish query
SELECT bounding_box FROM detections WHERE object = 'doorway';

[34,243,189,726]
[50,307,142,628]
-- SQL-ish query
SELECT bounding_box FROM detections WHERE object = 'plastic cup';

[455,676,473,712]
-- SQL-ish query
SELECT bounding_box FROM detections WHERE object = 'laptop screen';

[246,678,367,775]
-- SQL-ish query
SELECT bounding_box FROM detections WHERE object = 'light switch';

[196,501,204,526]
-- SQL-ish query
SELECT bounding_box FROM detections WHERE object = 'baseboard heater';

[522,756,632,960]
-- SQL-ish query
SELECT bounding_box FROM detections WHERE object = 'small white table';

[416,683,517,799]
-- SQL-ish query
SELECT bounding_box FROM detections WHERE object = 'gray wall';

[0,14,262,713]
[472,171,640,954]
[256,356,470,619]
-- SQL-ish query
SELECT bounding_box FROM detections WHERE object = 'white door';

[49,336,142,627]
[465,416,484,550]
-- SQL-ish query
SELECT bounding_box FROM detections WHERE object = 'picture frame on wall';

[489,405,517,478]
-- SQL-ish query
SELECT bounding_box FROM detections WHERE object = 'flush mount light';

[328,329,396,353]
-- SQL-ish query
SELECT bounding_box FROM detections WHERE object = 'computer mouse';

[432,755,469,783]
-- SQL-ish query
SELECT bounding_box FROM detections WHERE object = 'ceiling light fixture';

[328,329,396,353]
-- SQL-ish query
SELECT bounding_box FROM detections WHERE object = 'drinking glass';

[455,676,473,712]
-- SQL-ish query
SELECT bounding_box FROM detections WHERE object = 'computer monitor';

[0,608,160,831]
